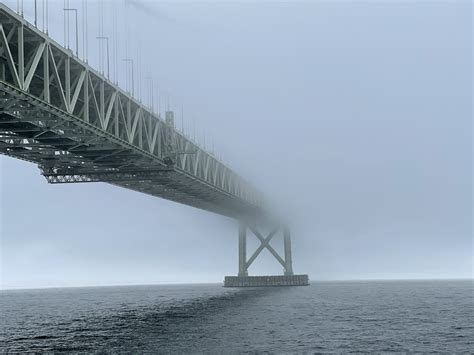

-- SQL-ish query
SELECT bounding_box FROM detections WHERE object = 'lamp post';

[123,58,134,96]
[96,36,109,79]
[63,8,78,57]
[145,77,154,112]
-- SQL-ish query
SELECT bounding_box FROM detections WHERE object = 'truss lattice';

[0,4,265,218]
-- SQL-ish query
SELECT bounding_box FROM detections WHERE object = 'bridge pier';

[238,224,248,277]
[283,227,294,276]
[225,223,309,287]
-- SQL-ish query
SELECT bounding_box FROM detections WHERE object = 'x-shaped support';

[246,226,286,269]
[238,224,293,276]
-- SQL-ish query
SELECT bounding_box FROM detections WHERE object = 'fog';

[0,0,472,289]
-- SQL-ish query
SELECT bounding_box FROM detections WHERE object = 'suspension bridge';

[0,3,308,287]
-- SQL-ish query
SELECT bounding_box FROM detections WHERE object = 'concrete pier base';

[224,274,309,287]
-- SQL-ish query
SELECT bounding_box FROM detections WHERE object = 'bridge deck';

[0,4,264,218]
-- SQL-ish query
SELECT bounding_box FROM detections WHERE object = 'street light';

[123,58,134,96]
[96,36,109,79]
[63,8,78,57]
[144,77,154,112]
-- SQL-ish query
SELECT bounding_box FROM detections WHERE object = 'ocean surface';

[1,280,472,352]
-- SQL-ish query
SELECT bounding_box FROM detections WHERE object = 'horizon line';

[2,277,472,291]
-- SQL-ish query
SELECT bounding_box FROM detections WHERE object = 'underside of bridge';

[0,3,308,287]
[0,83,255,218]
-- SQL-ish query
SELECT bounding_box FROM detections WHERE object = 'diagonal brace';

[247,226,286,269]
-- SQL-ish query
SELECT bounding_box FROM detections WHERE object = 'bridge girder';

[0,4,264,219]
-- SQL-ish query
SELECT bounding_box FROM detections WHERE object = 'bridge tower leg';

[238,223,248,277]
[283,227,293,276]
[224,223,308,287]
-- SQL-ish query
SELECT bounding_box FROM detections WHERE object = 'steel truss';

[0,4,264,218]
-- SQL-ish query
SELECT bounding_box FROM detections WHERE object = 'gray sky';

[0,0,472,289]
